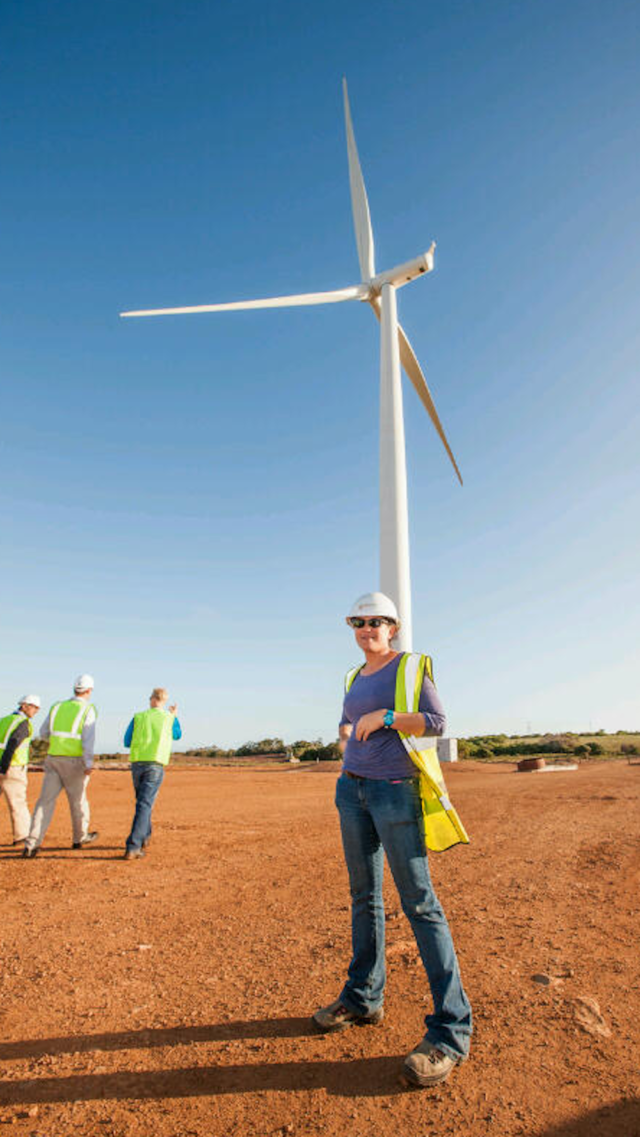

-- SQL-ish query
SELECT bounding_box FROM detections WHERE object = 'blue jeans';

[335,772,472,1061]
[126,763,165,851]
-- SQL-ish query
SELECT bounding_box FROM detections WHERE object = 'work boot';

[123,848,145,860]
[22,847,38,859]
[403,1037,457,1087]
[312,999,384,1033]
[72,832,99,849]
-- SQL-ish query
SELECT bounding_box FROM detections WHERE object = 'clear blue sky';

[2,0,638,749]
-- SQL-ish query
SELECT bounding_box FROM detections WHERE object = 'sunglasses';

[347,616,396,628]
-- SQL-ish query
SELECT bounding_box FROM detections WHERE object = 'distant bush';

[299,742,341,762]
[467,735,506,746]
[482,739,574,758]
[473,745,493,759]
[28,739,48,762]
[235,738,285,757]
[458,730,638,763]
[184,745,230,757]
[291,738,323,758]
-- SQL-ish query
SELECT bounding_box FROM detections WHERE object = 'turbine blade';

[370,297,463,485]
[343,78,375,282]
[120,285,367,318]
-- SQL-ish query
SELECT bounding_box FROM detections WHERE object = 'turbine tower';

[121,79,462,651]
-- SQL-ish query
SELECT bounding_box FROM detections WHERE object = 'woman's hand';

[355,710,387,741]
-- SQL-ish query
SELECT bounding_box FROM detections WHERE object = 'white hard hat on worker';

[19,694,41,715]
[74,674,95,693]
[346,591,399,622]
[19,694,41,709]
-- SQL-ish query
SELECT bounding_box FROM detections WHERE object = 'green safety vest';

[345,652,469,853]
[48,699,96,758]
[129,708,175,766]
[0,712,33,768]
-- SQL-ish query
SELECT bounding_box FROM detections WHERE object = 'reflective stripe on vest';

[48,699,95,758]
[0,712,33,768]
[129,708,174,766]
[344,652,469,853]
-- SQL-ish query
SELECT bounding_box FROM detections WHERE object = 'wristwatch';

[383,709,395,728]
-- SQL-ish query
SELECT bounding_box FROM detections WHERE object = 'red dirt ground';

[1,761,638,1137]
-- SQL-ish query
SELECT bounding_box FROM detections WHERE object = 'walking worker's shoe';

[123,848,145,860]
[22,847,38,859]
[72,832,99,850]
[403,1037,458,1087]
[312,999,384,1033]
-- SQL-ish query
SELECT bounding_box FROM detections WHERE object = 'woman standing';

[312,592,472,1087]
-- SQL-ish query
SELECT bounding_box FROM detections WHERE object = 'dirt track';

[1,761,638,1137]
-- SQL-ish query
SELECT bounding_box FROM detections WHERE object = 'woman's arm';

[355,710,426,741]
[355,673,446,741]
[339,723,353,754]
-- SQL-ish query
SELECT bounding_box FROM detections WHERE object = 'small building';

[437,737,458,763]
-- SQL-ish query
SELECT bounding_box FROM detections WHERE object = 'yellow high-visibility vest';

[0,712,33,768]
[129,708,174,766]
[345,652,469,853]
[48,699,96,758]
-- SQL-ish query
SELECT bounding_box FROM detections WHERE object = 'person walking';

[23,675,99,858]
[122,688,181,860]
[0,695,41,845]
[312,592,472,1087]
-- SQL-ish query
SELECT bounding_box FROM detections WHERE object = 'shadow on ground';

[0,1017,315,1061]
[0,1043,404,1105]
[538,1099,640,1137]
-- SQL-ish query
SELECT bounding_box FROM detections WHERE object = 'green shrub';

[299,742,341,762]
[291,738,323,758]
[473,745,492,759]
[235,738,285,757]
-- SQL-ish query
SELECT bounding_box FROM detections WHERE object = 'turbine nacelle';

[367,244,436,296]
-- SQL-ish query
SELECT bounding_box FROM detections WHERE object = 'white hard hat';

[74,673,95,691]
[19,694,41,709]
[347,592,399,621]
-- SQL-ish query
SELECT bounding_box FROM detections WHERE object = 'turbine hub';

[369,244,436,293]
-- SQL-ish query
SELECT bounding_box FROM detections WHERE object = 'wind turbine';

[121,79,462,651]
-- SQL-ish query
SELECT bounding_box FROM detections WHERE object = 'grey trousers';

[1,767,31,842]
[25,757,90,849]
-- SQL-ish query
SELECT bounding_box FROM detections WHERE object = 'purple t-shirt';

[340,653,446,780]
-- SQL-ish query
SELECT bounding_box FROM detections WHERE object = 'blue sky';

[1,0,639,749]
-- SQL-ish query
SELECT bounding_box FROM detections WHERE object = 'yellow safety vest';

[345,652,469,853]
[48,699,96,758]
[129,708,175,766]
[0,712,33,768]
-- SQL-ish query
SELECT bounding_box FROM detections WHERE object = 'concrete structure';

[437,737,458,763]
